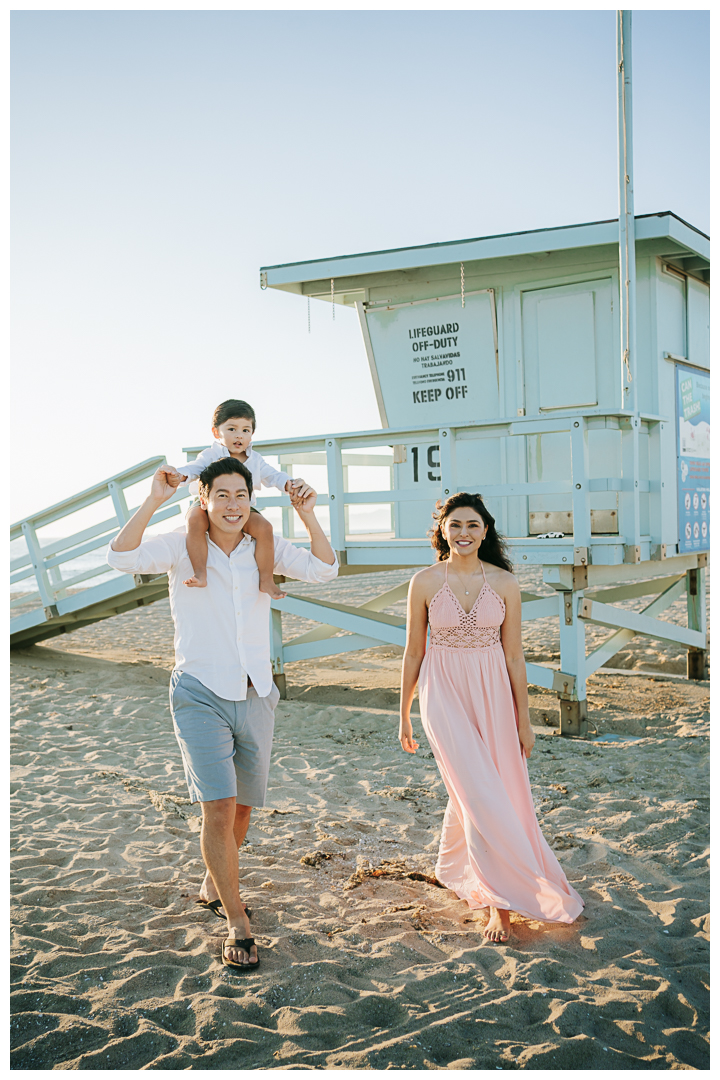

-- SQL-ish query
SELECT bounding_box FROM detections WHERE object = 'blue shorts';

[169,671,279,806]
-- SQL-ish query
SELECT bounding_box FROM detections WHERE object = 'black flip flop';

[195,898,225,921]
[195,898,253,921]
[222,937,260,972]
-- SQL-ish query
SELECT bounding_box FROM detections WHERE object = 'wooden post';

[343,463,350,537]
[687,566,708,679]
[620,416,642,553]
[280,460,294,538]
[270,605,286,698]
[325,438,346,553]
[570,418,591,550]
[557,585,588,737]
[108,481,130,524]
[438,427,458,500]
[21,521,57,615]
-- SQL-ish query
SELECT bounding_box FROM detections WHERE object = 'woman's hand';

[518,722,535,759]
[399,716,419,754]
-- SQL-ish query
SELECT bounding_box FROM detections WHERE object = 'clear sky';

[11,8,709,524]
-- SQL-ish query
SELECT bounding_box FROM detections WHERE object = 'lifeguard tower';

[248,209,709,735]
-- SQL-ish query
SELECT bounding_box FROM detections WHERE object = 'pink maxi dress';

[418,561,583,924]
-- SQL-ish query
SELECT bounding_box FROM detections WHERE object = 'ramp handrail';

[10,456,187,616]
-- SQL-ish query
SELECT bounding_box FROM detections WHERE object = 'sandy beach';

[10,568,709,1070]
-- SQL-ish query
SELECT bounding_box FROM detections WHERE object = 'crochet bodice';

[428,563,505,650]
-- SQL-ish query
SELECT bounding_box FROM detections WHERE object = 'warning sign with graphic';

[676,363,709,553]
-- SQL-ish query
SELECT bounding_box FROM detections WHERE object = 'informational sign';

[676,363,709,553]
[364,292,497,428]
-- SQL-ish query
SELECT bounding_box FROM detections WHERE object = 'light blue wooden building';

[250,210,709,732]
[259,211,709,563]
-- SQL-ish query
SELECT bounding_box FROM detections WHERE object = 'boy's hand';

[151,466,182,504]
[288,482,317,513]
[159,465,187,489]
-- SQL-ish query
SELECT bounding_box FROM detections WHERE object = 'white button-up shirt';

[181,442,290,506]
[107,530,338,700]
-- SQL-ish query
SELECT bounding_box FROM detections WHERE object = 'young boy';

[168,399,308,600]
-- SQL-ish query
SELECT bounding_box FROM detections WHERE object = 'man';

[107,457,338,971]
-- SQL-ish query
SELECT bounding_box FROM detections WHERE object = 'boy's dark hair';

[198,457,254,501]
[212,399,256,431]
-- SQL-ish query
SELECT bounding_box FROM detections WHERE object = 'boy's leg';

[244,511,286,599]
[184,504,210,587]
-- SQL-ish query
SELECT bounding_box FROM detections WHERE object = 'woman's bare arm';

[499,575,535,759]
[399,572,431,753]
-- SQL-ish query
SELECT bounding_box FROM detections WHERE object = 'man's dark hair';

[198,457,254,501]
[212,399,256,431]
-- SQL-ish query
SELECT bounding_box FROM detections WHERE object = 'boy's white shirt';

[180,442,290,506]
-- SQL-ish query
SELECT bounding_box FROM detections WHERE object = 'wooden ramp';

[10,458,184,649]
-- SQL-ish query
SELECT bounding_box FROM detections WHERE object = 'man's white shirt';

[181,443,290,505]
[107,530,338,700]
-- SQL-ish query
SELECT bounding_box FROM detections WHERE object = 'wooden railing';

[11,457,186,628]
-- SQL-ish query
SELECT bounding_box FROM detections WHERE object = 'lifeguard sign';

[361,290,498,427]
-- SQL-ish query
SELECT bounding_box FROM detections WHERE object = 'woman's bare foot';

[259,576,287,600]
[183,573,207,588]
[483,907,511,943]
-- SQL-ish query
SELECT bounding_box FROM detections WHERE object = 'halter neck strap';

[479,560,487,585]
[444,560,449,582]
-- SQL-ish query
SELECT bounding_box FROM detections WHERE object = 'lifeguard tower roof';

[260,211,709,297]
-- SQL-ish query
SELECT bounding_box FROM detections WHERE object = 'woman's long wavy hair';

[430,492,513,572]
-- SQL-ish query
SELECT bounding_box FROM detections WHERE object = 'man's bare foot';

[483,907,511,943]
[183,573,207,588]
[259,577,287,600]
[224,909,258,967]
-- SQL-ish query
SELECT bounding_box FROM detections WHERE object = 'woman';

[399,493,583,942]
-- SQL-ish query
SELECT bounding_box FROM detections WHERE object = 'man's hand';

[287,481,317,515]
[112,468,178,552]
[151,466,182,504]
[159,465,188,489]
